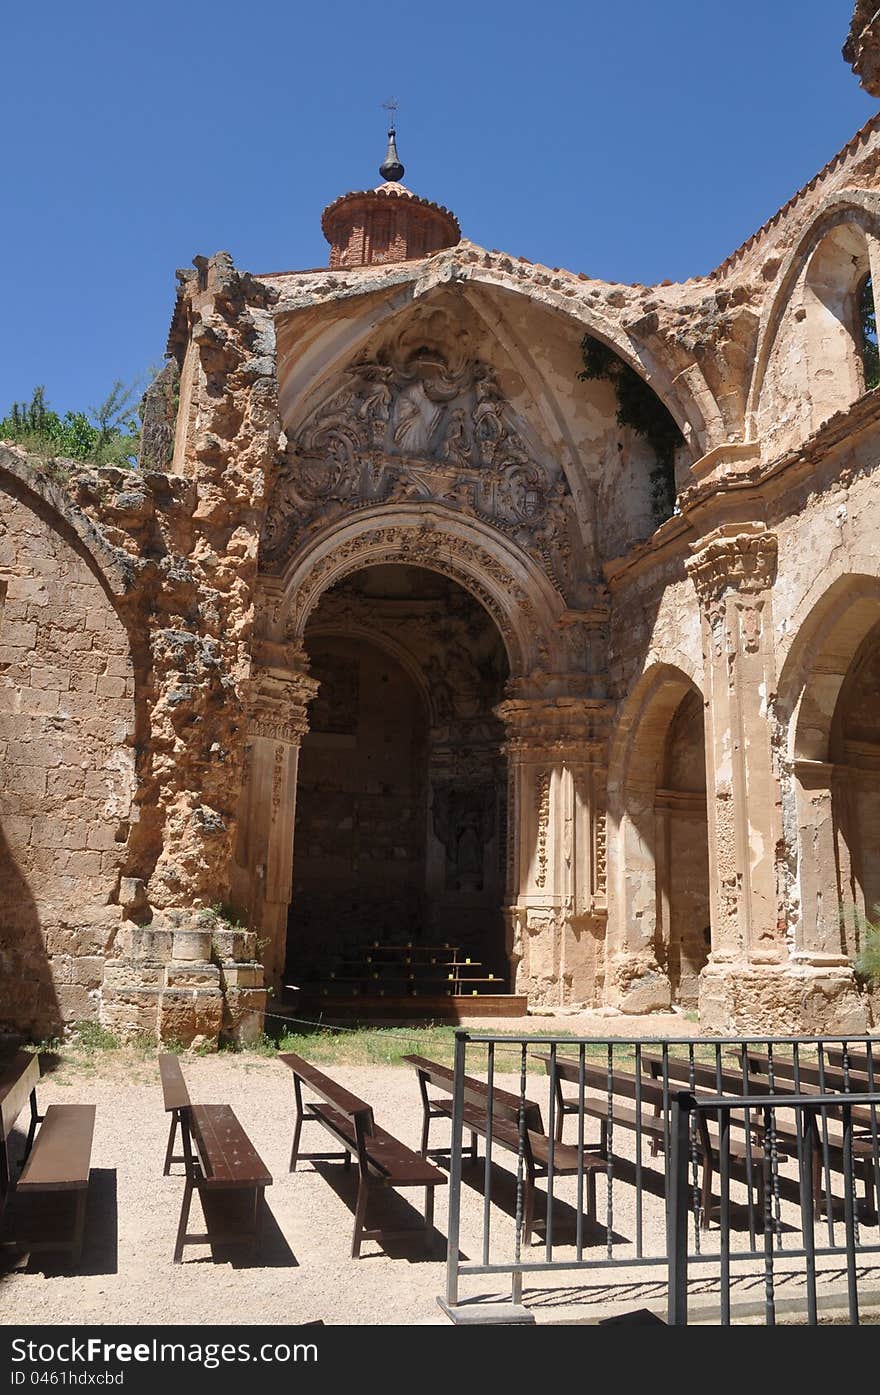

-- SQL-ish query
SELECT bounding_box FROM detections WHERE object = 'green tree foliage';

[579,336,683,522]
[859,275,880,392]
[0,381,141,467]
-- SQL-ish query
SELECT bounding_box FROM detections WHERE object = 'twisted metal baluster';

[817,1043,835,1245]
[767,1044,783,1247]
[688,1044,702,1248]
[605,1043,614,1260]
[842,1042,860,1247]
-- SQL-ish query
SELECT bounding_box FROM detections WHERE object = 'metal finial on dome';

[379,98,404,182]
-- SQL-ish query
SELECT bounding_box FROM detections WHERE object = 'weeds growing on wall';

[579,335,683,523]
[0,383,141,468]
[851,906,880,985]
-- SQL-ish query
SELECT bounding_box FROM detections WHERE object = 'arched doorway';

[831,618,880,940]
[606,666,710,1013]
[783,577,880,963]
[656,689,710,1009]
[286,564,510,994]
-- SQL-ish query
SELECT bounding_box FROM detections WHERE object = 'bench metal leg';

[351,1177,369,1259]
[289,1114,303,1172]
[173,1178,194,1264]
[424,1185,435,1248]
[163,1110,181,1176]
[420,1111,430,1158]
[24,1091,40,1162]
[252,1186,266,1258]
[71,1187,87,1266]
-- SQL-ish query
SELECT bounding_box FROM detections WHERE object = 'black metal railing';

[437,1032,880,1326]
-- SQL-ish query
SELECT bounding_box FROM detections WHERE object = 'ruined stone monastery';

[3,36,880,1043]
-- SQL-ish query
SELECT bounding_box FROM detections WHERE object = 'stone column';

[245,662,319,990]
[496,697,610,1008]
[687,524,864,1032]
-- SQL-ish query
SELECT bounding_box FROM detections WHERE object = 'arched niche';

[605,663,709,1012]
[779,573,880,961]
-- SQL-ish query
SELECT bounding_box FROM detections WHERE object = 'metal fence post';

[667,1091,692,1326]
[444,1028,468,1308]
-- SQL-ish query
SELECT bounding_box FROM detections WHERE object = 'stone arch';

[0,448,131,602]
[605,662,708,1012]
[275,257,714,469]
[747,192,880,439]
[776,572,880,962]
[271,505,568,681]
[0,462,137,1036]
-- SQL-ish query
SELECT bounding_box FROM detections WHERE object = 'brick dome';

[321,130,460,269]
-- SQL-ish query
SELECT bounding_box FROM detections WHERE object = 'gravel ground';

[2,1034,879,1327]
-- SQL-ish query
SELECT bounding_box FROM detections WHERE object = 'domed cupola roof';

[321,124,460,269]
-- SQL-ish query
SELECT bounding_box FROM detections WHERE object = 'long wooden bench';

[635,1050,879,1223]
[535,1053,777,1229]
[1,1051,94,1265]
[157,1054,272,1264]
[280,1052,446,1258]
[404,1054,603,1244]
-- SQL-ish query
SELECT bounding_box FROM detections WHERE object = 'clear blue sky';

[0,1,875,419]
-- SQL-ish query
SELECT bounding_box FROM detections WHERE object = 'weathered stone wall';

[0,475,135,1035]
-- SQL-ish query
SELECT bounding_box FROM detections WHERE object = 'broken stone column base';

[98,912,266,1047]
[698,960,868,1035]
[604,953,673,1015]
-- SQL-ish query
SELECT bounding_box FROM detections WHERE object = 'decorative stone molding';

[246,664,320,745]
[686,523,778,610]
[262,346,582,601]
[495,696,612,757]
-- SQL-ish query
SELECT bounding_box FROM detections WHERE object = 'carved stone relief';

[261,347,584,599]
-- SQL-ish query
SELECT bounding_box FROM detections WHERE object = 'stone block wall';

[0,479,135,1035]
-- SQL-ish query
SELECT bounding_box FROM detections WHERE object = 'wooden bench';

[404,1054,603,1244]
[536,1053,777,1229]
[641,1050,879,1222]
[157,1054,272,1264]
[1,1051,94,1265]
[280,1052,446,1258]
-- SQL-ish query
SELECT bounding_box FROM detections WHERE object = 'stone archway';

[779,575,880,966]
[287,564,510,993]
[605,664,710,1014]
[242,509,578,992]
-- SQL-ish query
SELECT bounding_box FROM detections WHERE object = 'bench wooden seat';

[536,1053,778,1230]
[404,1054,603,1244]
[281,1052,446,1258]
[643,1050,880,1220]
[1,1052,94,1265]
[159,1052,190,1175]
[17,1105,95,1264]
[0,1051,41,1207]
[157,1055,272,1263]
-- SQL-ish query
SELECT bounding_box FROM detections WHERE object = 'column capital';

[247,663,319,744]
[686,523,778,611]
[495,696,612,756]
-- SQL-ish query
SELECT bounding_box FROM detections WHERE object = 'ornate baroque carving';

[686,524,778,615]
[283,524,551,673]
[247,666,320,744]
[261,349,579,596]
[535,770,551,889]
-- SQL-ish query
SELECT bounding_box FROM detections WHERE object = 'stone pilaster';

[687,523,864,1032]
[244,660,319,990]
[495,696,610,1008]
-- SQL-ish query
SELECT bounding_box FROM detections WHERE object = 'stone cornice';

[495,696,612,754]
